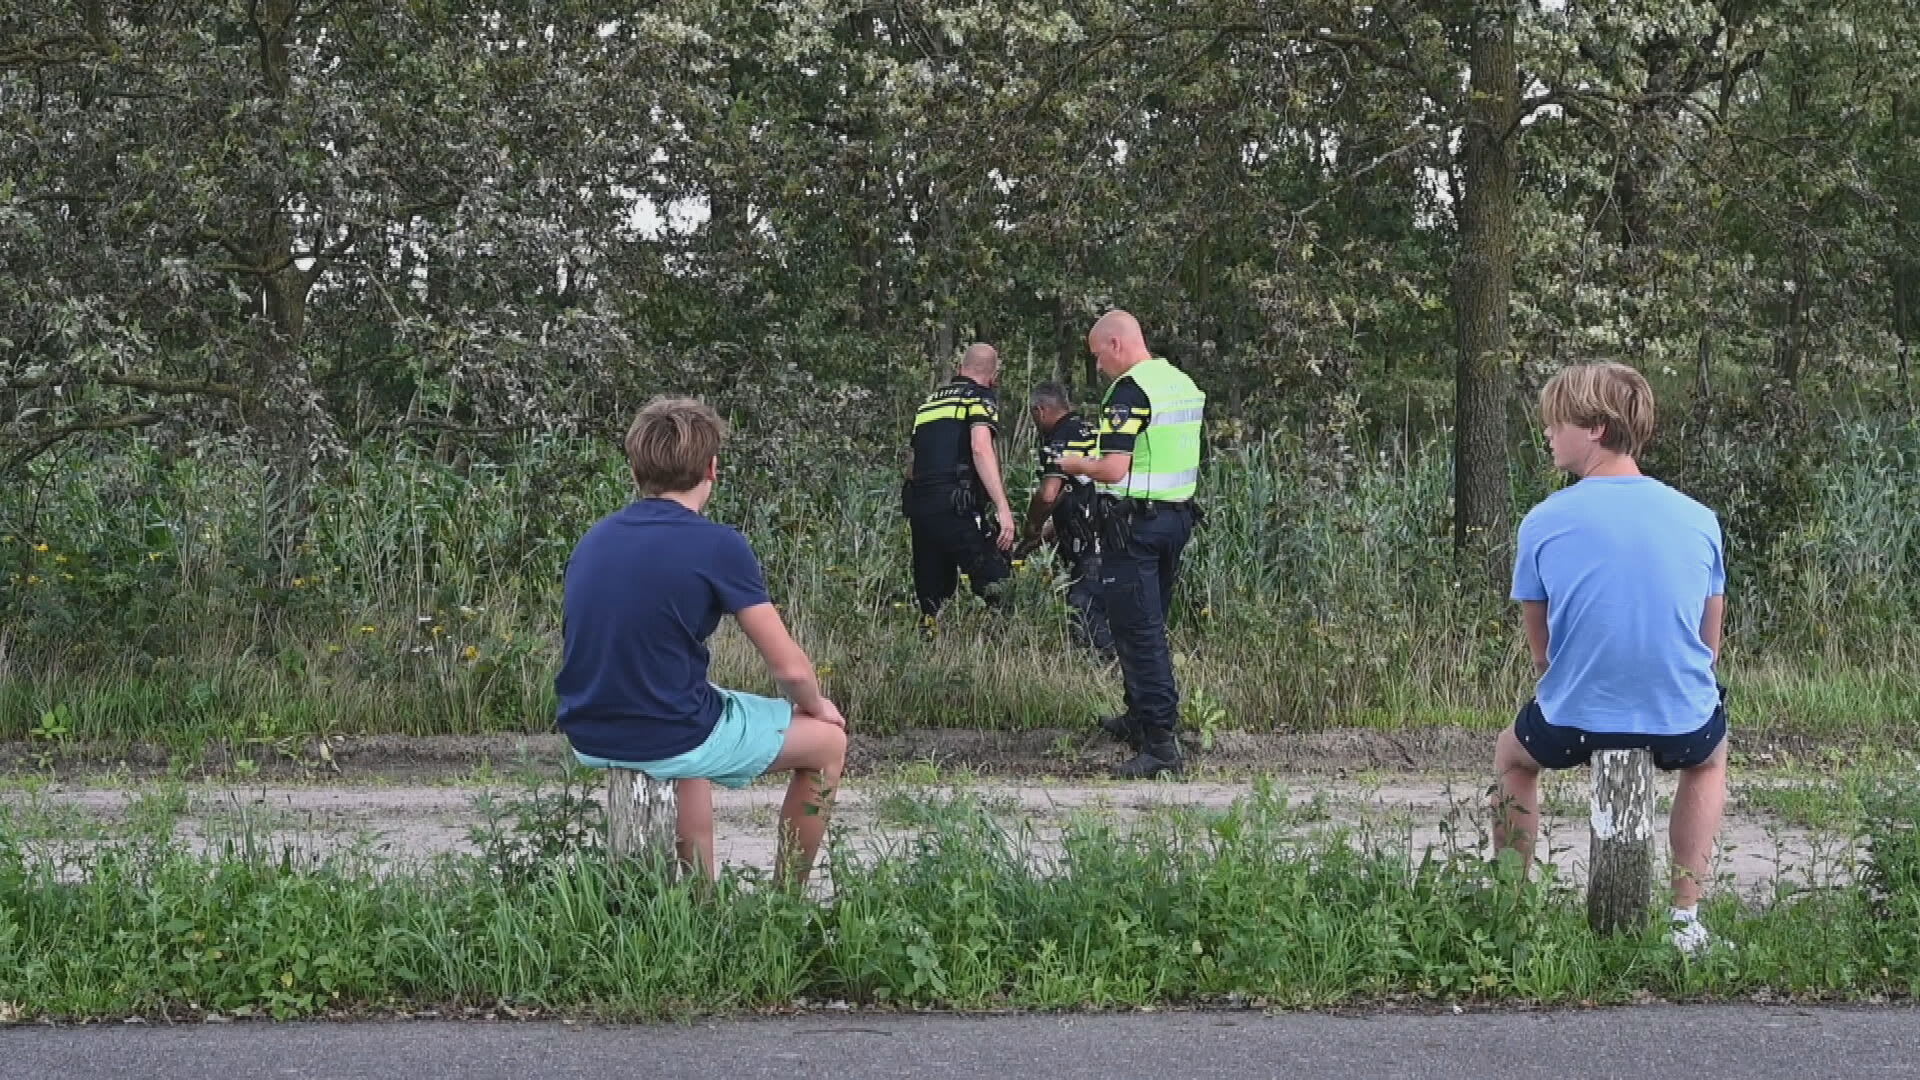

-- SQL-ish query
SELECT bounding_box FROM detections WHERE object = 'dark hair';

[1029,382,1071,412]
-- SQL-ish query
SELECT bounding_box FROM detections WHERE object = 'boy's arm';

[1700,594,1725,663]
[1521,600,1549,677]
[735,603,837,722]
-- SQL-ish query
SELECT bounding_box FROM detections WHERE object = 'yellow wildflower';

[25,574,41,585]
[52,554,68,565]
[430,624,445,637]
[292,577,307,588]
[60,572,74,582]
[462,645,478,662]
[326,644,344,655]
[358,624,377,634]
[33,543,48,553]
[147,552,164,562]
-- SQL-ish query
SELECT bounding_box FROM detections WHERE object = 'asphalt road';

[6,1006,1918,1080]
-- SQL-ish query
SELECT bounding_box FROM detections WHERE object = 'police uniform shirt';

[1037,412,1097,486]
[1038,412,1098,552]
[911,376,999,484]
[1095,376,1151,458]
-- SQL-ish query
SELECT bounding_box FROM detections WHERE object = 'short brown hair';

[1538,362,1656,458]
[624,396,727,495]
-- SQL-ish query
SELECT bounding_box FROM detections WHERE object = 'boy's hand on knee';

[808,699,847,729]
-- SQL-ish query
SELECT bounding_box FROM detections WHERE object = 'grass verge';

[2,782,1917,1021]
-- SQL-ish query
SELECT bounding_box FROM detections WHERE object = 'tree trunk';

[1587,748,1656,935]
[607,768,680,880]
[1892,91,1917,408]
[1696,328,1714,404]
[1774,62,1813,386]
[1450,1,1519,568]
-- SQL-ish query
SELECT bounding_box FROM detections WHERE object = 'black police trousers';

[1099,503,1194,738]
[1062,551,1114,657]
[905,486,1009,618]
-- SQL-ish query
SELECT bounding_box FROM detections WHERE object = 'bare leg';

[766,712,848,889]
[1492,727,1544,871]
[673,778,717,881]
[1668,739,1729,909]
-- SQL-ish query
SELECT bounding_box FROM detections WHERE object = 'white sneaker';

[1669,917,1723,957]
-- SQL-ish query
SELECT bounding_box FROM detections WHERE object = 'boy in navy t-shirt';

[556,397,847,887]
[1493,363,1729,954]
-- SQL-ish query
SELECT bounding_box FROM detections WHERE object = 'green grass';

[2,782,1918,1020]
[1,418,1917,751]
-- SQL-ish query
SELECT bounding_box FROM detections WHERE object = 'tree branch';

[2,370,246,401]
[0,35,106,70]
[301,225,359,289]
[2,411,164,476]
[1291,121,1444,217]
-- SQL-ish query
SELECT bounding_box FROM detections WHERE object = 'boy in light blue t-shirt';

[1494,363,1729,954]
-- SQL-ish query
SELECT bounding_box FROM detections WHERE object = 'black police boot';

[1112,734,1183,780]
[1097,713,1143,751]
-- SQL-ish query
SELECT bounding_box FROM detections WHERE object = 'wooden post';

[606,767,679,880]
[1587,748,1655,935]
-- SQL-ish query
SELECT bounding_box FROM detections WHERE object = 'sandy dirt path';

[1,771,1861,897]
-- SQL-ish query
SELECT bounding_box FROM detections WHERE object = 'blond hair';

[1538,362,1656,458]
[624,396,727,495]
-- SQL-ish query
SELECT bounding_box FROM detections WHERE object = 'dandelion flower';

[25,574,41,585]
[462,645,478,662]
[358,624,377,634]
[32,543,48,553]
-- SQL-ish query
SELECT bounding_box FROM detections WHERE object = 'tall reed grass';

[1,416,1915,745]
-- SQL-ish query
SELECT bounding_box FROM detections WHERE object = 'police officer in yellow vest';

[1056,310,1204,778]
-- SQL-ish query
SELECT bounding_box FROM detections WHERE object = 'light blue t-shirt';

[1512,475,1725,736]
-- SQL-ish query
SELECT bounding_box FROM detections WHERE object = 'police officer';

[903,343,1015,620]
[1056,311,1204,778]
[1016,382,1112,657]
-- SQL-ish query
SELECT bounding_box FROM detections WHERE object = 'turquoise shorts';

[573,687,793,789]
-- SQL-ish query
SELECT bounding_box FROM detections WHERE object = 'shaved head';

[959,342,1000,383]
[1086,309,1151,378]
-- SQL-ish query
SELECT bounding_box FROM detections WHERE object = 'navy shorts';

[1512,689,1727,772]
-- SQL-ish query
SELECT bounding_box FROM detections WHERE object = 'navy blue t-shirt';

[555,498,772,762]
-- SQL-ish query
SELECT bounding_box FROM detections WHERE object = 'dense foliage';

[3,3,1916,737]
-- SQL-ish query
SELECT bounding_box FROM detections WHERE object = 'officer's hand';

[995,509,1016,551]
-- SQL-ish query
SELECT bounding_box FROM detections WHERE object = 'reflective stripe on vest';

[1098,357,1204,502]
